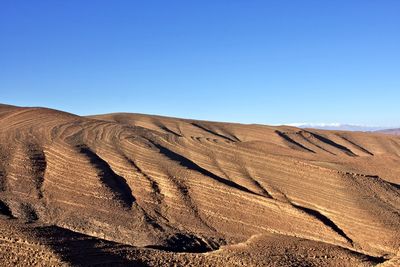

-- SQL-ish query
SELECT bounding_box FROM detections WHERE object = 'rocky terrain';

[0,103,399,266]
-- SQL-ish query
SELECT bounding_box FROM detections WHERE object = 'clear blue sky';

[1,1,399,126]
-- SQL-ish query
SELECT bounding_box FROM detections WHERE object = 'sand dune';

[0,104,399,266]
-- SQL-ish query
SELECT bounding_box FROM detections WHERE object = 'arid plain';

[0,104,399,266]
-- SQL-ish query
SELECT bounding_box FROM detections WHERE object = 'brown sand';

[0,104,399,266]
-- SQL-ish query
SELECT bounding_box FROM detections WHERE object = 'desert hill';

[0,104,399,266]
[378,128,400,135]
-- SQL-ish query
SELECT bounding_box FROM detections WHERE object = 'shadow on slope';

[145,233,221,253]
[276,130,315,153]
[78,145,135,208]
[191,123,239,142]
[291,203,354,245]
[149,140,259,196]
[0,200,13,218]
[33,225,145,266]
[308,132,357,156]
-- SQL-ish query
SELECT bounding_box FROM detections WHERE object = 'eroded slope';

[0,104,399,266]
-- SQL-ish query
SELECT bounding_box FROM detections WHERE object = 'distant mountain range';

[286,123,393,132]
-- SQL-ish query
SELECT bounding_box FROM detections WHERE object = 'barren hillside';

[378,129,400,135]
[0,104,399,266]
